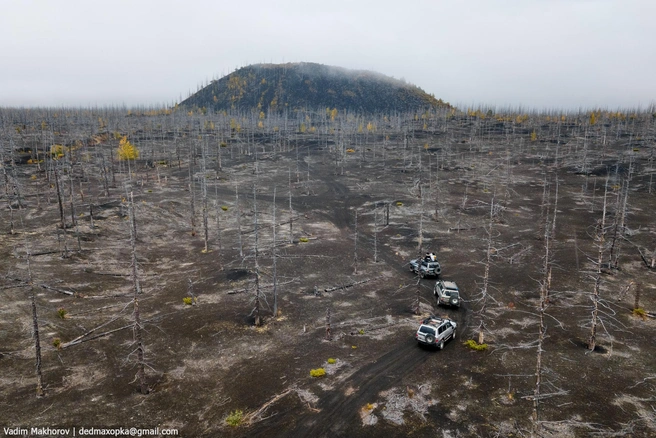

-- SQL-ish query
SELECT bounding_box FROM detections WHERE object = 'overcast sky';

[1,0,654,110]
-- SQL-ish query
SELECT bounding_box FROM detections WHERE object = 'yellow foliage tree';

[330,108,338,121]
[366,122,375,132]
[590,112,597,125]
[530,130,537,142]
[299,123,306,133]
[117,136,139,161]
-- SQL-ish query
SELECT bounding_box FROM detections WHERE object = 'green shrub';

[52,338,61,349]
[182,297,193,306]
[327,358,336,364]
[358,328,365,335]
[57,307,68,319]
[396,202,403,207]
[463,339,488,351]
[221,205,229,211]
[633,308,647,319]
[225,410,243,427]
[310,368,326,377]
[299,237,309,243]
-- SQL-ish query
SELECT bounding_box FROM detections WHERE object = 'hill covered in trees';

[180,63,449,114]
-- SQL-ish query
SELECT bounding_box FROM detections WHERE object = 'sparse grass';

[52,338,61,349]
[364,403,374,411]
[225,409,243,427]
[358,328,365,335]
[57,307,68,319]
[182,297,193,306]
[633,308,647,320]
[310,368,326,377]
[327,358,336,364]
[463,339,488,351]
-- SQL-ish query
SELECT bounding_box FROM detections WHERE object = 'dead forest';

[1,106,656,437]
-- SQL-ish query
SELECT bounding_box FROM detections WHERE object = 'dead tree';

[373,207,378,263]
[353,209,358,275]
[26,248,45,397]
[633,281,641,311]
[201,145,209,252]
[414,275,421,315]
[532,186,555,428]
[417,184,424,251]
[325,308,332,341]
[477,198,495,345]
[1,148,16,234]
[252,184,262,326]
[67,161,81,251]
[188,146,196,236]
[272,187,279,318]
[236,184,243,259]
[53,163,66,229]
[214,184,222,270]
[288,168,294,243]
[128,192,148,394]
[588,178,609,351]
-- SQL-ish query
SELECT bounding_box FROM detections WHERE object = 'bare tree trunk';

[589,179,609,351]
[252,184,262,326]
[533,190,553,428]
[188,147,196,236]
[54,164,66,229]
[373,207,378,263]
[201,148,209,252]
[478,198,495,345]
[236,184,243,259]
[68,162,81,251]
[288,168,293,243]
[26,249,45,397]
[128,192,148,394]
[417,184,424,251]
[187,278,196,305]
[272,187,278,318]
[325,308,332,341]
[214,184,222,270]
[634,282,641,311]
[353,209,358,274]
[414,275,421,315]
[31,285,45,397]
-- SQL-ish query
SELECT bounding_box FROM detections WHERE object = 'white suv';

[415,316,457,350]
[434,280,461,308]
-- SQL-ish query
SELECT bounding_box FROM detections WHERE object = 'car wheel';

[425,335,435,344]
[452,330,456,340]
[451,299,459,307]
[438,340,445,350]
[420,271,425,278]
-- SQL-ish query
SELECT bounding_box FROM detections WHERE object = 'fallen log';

[324,278,373,293]
[39,284,75,296]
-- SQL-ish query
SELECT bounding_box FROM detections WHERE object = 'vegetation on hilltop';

[180,62,449,114]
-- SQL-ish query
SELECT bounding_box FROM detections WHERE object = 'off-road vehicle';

[409,257,442,278]
[434,280,461,308]
[415,316,457,349]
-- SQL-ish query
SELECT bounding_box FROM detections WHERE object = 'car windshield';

[419,326,435,335]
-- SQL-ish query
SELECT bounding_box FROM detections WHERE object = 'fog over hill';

[180,63,450,114]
